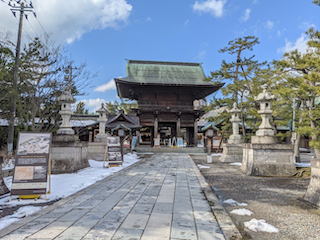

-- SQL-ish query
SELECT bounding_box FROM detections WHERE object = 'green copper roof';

[116,60,212,86]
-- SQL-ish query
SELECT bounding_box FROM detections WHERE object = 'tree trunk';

[309,97,320,159]
[294,114,303,163]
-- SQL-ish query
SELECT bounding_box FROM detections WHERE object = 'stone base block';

[53,134,79,142]
[251,135,277,144]
[241,143,296,176]
[87,142,108,161]
[51,141,89,174]
[57,128,75,135]
[303,159,320,207]
[219,143,243,163]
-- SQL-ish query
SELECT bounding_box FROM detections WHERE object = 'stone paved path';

[0,153,226,240]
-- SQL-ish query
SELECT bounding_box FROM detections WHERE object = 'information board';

[11,132,51,196]
[107,136,123,167]
[177,137,184,148]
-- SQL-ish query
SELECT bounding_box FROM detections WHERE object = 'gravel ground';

[191,154,320,240]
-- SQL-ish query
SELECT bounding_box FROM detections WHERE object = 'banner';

[132,136,138,150]
[11,132,51,196]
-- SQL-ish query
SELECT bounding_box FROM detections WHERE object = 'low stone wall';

[241,143,296,176]
[303,159,320,207]
[87,142,107,161]
[219,143,243,162]
[51,141,89,174]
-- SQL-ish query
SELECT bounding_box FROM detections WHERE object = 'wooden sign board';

[106,136,123,167]
[153,138,160,148]
[11,132,51,197]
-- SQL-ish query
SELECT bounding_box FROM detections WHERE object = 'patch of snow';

[212,186,218,192]
[2,159,15,170]
[295,163,311,168]
[244,218,279,233]
[230,208,254,216]
[0,206,45,230]
[0,153,141,206]
[197,164,210,169]
[230,162,242,166]
[211,153,222,156]
[224,198,248,206]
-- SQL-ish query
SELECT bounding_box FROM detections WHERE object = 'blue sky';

[1,0,319,112]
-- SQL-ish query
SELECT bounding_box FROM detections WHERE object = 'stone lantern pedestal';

[241,85,296,176]
[303,159,320,207]
[51,88,89,173]
[219,103,244,163]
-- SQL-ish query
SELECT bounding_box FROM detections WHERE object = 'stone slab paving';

[0,153,230,240]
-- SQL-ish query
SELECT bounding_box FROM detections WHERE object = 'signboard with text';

[107,136,123,167]
[11,132,51,196]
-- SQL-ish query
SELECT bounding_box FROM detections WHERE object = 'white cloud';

[265,20,274,29]
[81,98,106,112]
[195,51,206,60]
[146,17,152,22]
[277,34,308,54]
[94,79,116,92]
[240,8,251,22]
[253,0,258,4]
[192,0,226,17]
[0,0,132,44]
[185,19,190,26]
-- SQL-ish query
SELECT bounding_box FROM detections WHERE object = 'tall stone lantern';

[251,84,276,144]
[219,102,243,163]
[241,84,296,176]
[57,88,76,135]
[228,102,243,144]
[95,103,108,141]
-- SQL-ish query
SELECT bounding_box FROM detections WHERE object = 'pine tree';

[273,27,320,159]
[206,36,270,141]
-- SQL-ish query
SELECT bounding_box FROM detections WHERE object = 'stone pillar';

[176,117,181,137]
[57,88,76,135]
[154,116,158,138]
[303,159,320,207]
[95,103,108,142]
[194,120,198,146]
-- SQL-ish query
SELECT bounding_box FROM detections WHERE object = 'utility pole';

[64,64,77,89]
[6,0,35,156]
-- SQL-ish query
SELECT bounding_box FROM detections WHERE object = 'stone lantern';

[219,102,243,163]
[95,103,108,141]
[255,84,275,136]
[57,88,76,135]
[241,84,296,176]
[228,102,243,144]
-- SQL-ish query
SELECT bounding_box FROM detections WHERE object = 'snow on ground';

[244,218,279,233]
[295,162,311,168]
[230,208,254,216]
[224,198,248,206]
[0,153,141,229]
[230,162,242,166]
[211,153,222,156]
[2,159,14,170]
[0,206,45,230]
[197,164,210,169]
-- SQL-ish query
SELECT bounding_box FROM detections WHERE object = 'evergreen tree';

[273,27,320,159]
[206,36,270,141]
